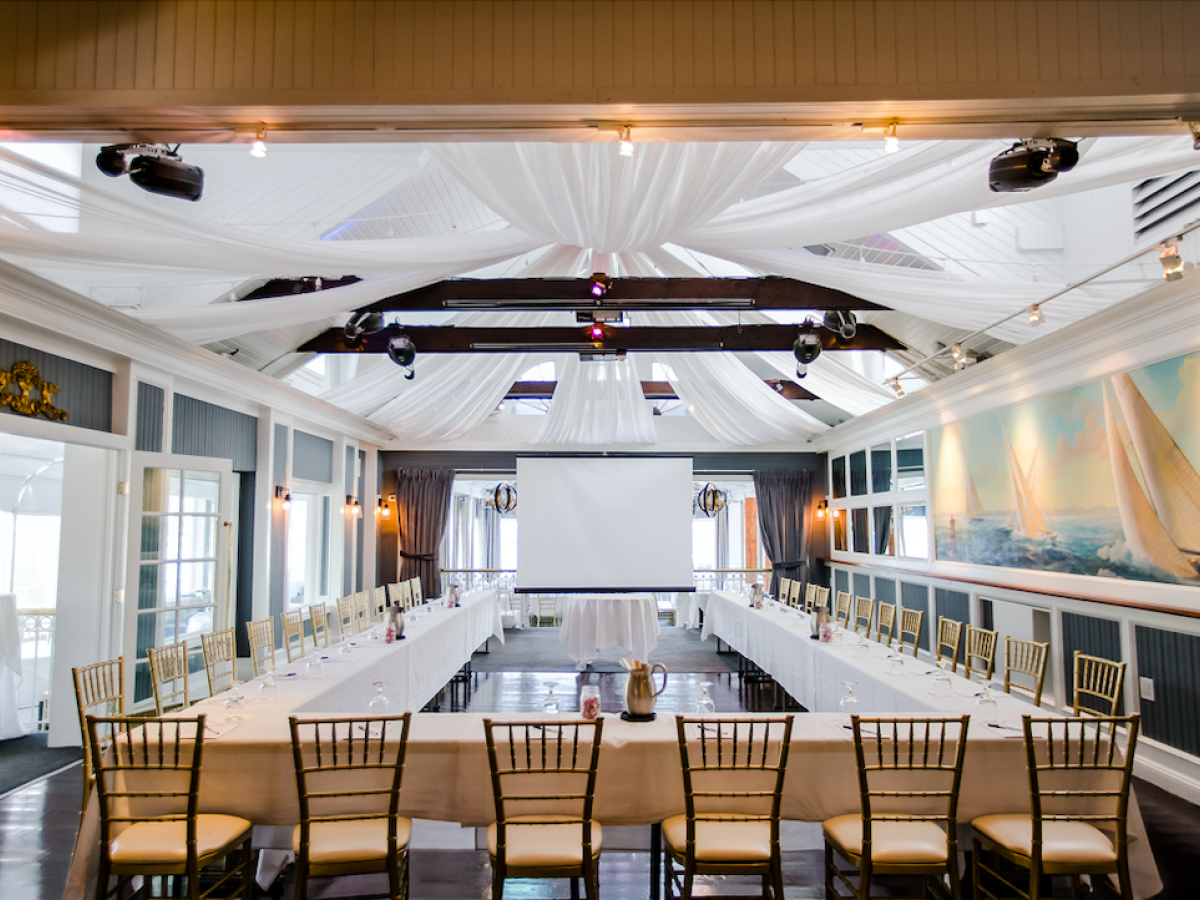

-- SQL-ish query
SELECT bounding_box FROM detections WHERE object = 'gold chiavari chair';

[72,656,125,817]
[804,583,818,614]
[387,583,404,610]
[972,715,1140,900]
[789,580,803,608]
[835,591,852,628]
[825,715,970,900]
[484,718,605,900]
[281,609,307,663]
[410,577,423,605]
[201,629,237,697]
[776,576,792,603]
[88,715,254,900]
[309,604,331,650]
[353,591,372,633]
[964,626,999,682]
[897,608,924,658]
[875,603,897,647]
[936,617,963,672]
[397,581,414,612]
[535,595,559,627]
[852,596,874,636]
[1004,637,1049,707]
[336,595,357,637]
[147,641,191,716]
[815,586,830,612]
[372,585,388,623]
[665,715,794,900]
[288,713,414,900]
[246,616,276,677]
[1073,651,1127,718]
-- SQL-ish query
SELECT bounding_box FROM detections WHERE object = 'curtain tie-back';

[772,559,806,568]
[398,550,436,561]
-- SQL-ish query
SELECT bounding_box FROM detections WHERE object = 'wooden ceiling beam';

[504,379,819,401]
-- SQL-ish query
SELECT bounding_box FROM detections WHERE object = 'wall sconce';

[275,486,291,510]
[378,498,391,519]
[817,499,828,519]
[347,495,362,518]
[353,499,363,518]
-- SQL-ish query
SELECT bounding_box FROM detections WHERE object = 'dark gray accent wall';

[852,572,871,598]
[135,382,164,452]
[834,569,849,597]
[900,581,930,651]
[875,578,896,607]
[235,472,256,657]
[0,337,112,432]
[172,395,257,472]
[1135,625,1200,757]
[293,430,334,483]
[1062,611,1123,714]
[270,424,289,620]
[344,445,355,596]
[380,450,826,475]
[935,588,970,625]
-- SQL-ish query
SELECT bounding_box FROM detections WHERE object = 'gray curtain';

[395,469,455,599]
[753,469,814,599]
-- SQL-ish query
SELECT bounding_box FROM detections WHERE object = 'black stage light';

[95,146,128,177]
[343,310,385,343]
[988,138,1079,193]
[96,144,204,201]
[793,327,823,378]
[823,309,857,340]
[387,334,417,380]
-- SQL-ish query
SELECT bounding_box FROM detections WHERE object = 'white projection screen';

[516,456,694,592]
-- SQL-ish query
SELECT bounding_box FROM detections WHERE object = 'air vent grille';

[1134,169,1200,243]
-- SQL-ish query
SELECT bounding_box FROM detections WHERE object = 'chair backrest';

[336,595,356,636]
[73,657,125,811]
[410,577,423,605]
[247,616,276,677]
[87,715,205,858]
[353,591,372,632]
[309,604,331,649]
[876,602,897,647]
[281,608,307,663]
[789,580,803,608]
[814,586,830,611]
[804,583,817,614]
[897,608,924,658]
[147,641,191,716]
[849,715,970,860]
[964,625,999,681]
[1004,637,1049,707]
[200,629,236,697]
[483,718,604,864]
[397,581,414,610]
[835,591,852,627]
[1073,652,1126,718]
[1021,714,1139,858]
[776,576,791,603]
[853,596,874,636]
[372,585,388,622]
[936,617,963,672]
[673,715,793,854]
[289,713,413,866]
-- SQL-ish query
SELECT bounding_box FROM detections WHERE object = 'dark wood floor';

[2,659,1196,899]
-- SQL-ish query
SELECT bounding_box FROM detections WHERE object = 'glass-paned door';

[127,454,234,706]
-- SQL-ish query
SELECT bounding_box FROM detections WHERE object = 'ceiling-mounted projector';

[823,309,857,340]
[988,138,1079,193]
[96,144,204,201]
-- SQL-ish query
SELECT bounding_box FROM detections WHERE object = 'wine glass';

[975,680,999,722]
[542,682,560,715]
[853,635,870,659]
[258,673,278,700]
[368,681,391,735]
[695,682,716,716]
[933,661,953,697]
[838,681,860,712]
[223,681,246,721]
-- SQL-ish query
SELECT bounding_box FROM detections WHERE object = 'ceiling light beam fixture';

[618,125,635,157]
[988,138,1080,192]
[250,124,268,158]
[590,272,613,298]
[883,122,900,153]
[1028,304,1045,325]
[792,324,823,379]
[1160,241,1187,281]
[890,377,906,399]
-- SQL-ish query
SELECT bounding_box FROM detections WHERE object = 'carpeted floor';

[471,624,739,673]
[0,732,81,797]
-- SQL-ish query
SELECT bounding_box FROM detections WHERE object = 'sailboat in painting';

[964,469,984,520]
[1102,376,1200,580]
[1001,425,1056,540]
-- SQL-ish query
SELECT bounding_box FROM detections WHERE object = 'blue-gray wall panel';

[172,395,257,472]
[834,569,849,597]
[875,578,896,607]
[935,588,970,626]
[293,430,334,484]
[853,572,871,599]
[900,582,930,651]
[1062,612,1123,714]
[0,337,112,432]
[270,425,288,621]
[135,382,164,452]
[1135,625,1200,757]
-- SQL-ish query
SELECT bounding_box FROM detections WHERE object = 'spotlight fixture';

[343,310,385,344]
[793,326,823,378]
[817,499,828,519]
[823,309,857,340]
[250,125,268,158]
[590,272,613,298]
[1190,122,1200,151]
[275,486,291,510]
[95,143,204,201]
[386,334,417,380]
[1160,242,1186,281]
[1028,304,1045,326]
[951,342,963,360]
[988,138,1079,193]
[883,122,900,154]
[618,125,635,157]
[890,377,906,399]
[588,323,605,341]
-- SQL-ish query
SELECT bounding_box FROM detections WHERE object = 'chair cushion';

[972,814,1118,865]
[662,814,773,862]
[109,814,251,865]
[822,814,949,865]
[487,815,602,868]
[292,817,412,865]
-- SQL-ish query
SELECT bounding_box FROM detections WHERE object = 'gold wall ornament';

[0,361,68,421]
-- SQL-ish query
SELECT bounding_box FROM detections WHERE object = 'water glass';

[853,636,870,659]
[258,674,278,699]
[838,681,860,711]
[694,682,716,716]
[542,682,561,715]
[975,681,999,722]
[933,661,953,697]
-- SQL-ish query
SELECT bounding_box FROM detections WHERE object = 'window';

[831,457,847,499]
[851,508,870,554]
[871,442,893,492]
[849,450,868,496]
[897,432,926,490]
[898,505,929,559]
[286,489,332,608]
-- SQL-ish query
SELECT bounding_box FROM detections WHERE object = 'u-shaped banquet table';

[64,587,1162,900]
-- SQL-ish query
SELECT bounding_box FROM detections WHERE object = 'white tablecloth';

[0,594,27,740]
[558,593,660,664]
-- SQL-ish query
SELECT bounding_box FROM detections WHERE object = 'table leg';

[650,822,662,900]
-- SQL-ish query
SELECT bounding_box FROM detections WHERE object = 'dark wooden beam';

[351,276,889,313]
[299,323,904,354]
[504,379,820,401]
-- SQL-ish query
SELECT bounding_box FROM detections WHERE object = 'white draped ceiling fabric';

[1,136,1195,444]
[533,354,657,445]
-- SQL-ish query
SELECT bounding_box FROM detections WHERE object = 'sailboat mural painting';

[930,348,1200,585]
